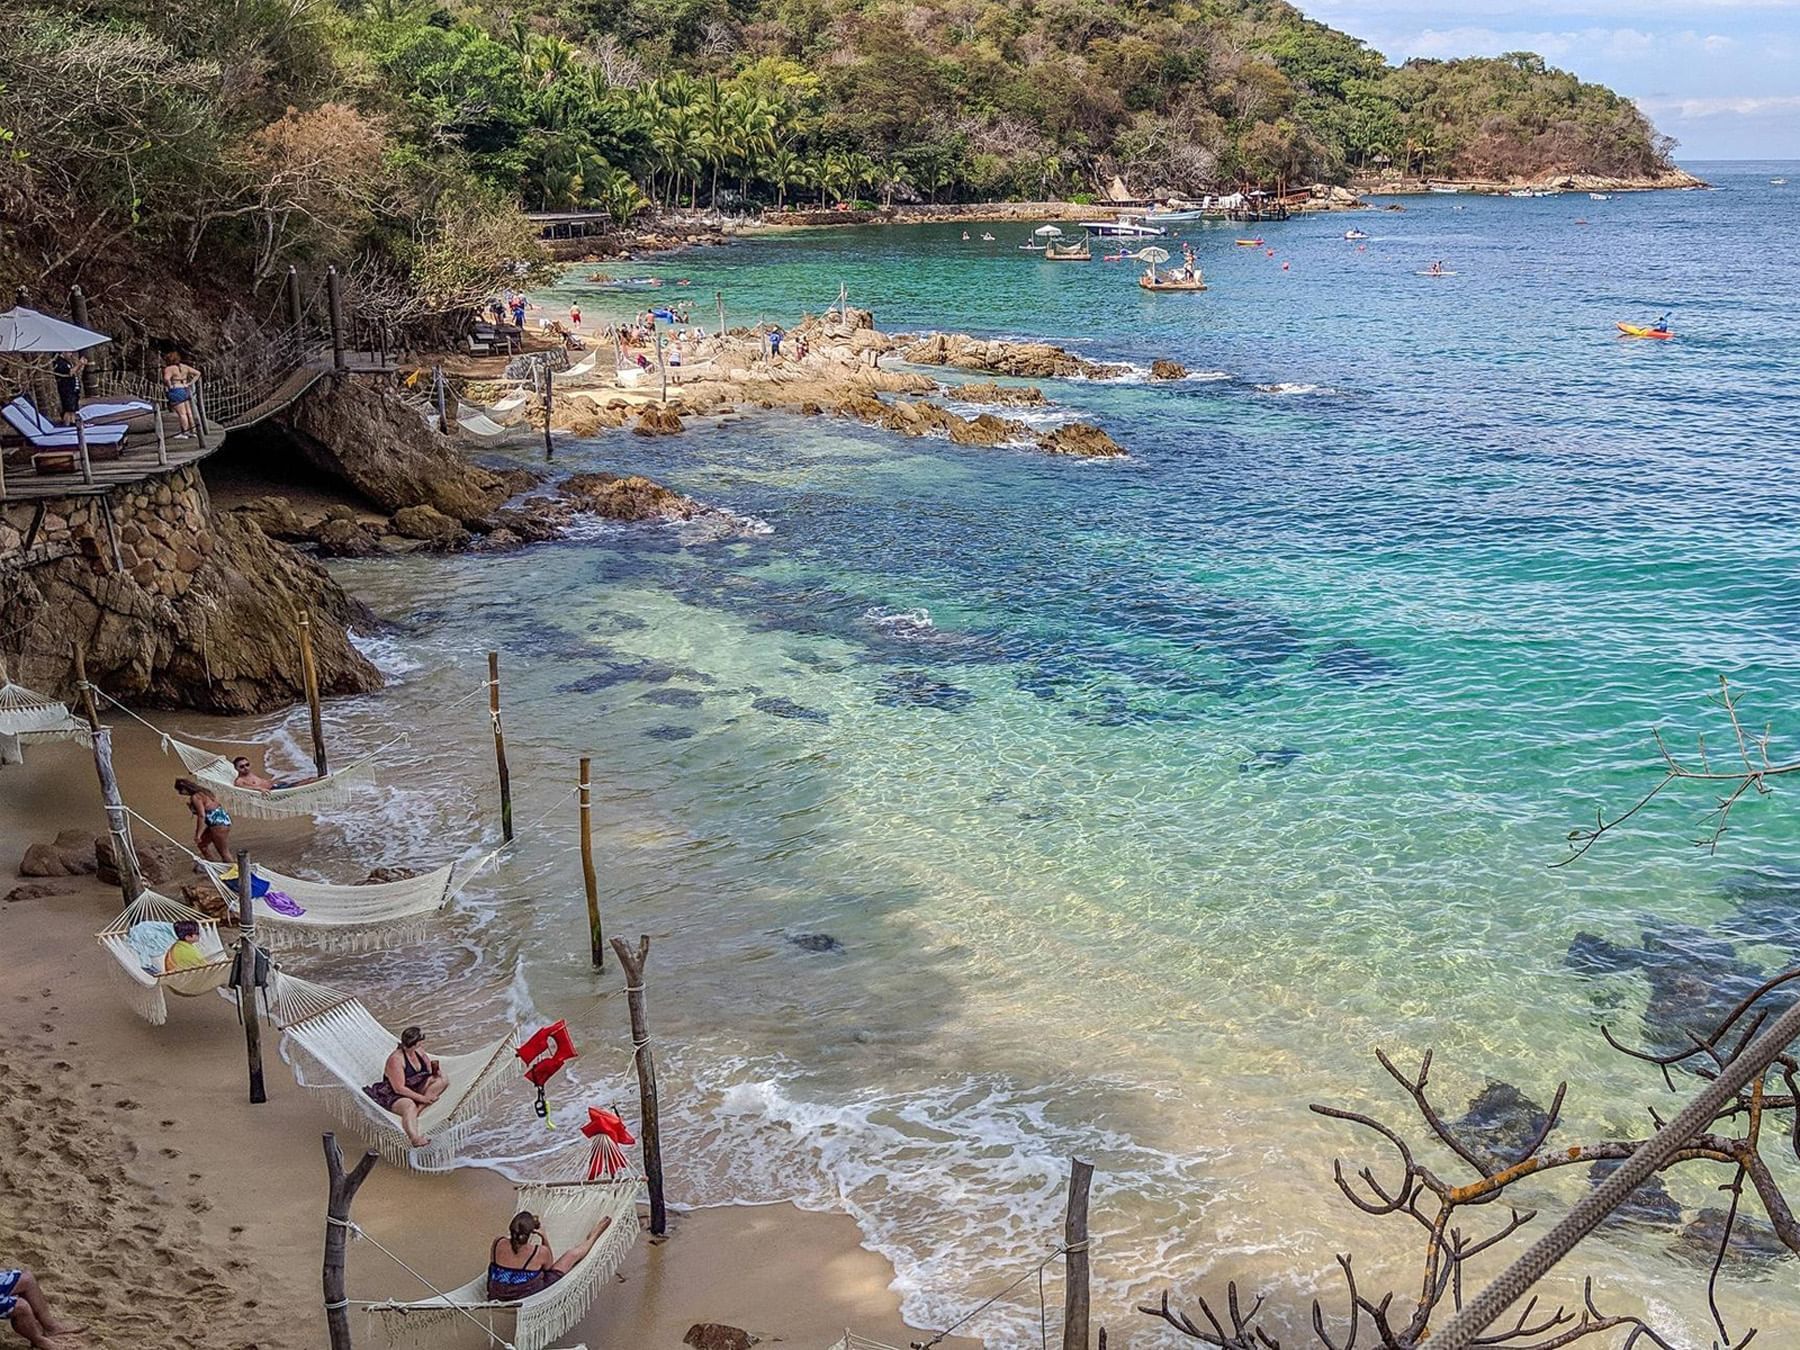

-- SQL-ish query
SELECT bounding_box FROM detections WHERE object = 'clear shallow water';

[289,164,1800,1345]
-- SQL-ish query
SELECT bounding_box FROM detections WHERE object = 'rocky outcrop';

[633,406,685,436]
[950,382,1049,405]
[1037,423,1126,458]
[901,333,1129,381]
[20,830,98,878]
[561,473,709,522]
[276,378,508,526]
[390,504,470,549]
[951,412,1031,446]
[0,465,381,713]
[1150,360,1188,380]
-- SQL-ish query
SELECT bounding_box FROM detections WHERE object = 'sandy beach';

[0,729,975,1350]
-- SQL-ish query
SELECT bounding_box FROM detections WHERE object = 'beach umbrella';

[1034,225,1064,238]
[0,306,110,353]
[1137,245,1170,281]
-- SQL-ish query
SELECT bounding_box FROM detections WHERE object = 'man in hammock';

[0,1265,85,1348]
[230,756,321,793]
[162,920,209,973]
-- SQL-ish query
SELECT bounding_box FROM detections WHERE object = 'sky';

[1306,0,1800,159]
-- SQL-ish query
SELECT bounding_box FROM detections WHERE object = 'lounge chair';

[3,397,131,448]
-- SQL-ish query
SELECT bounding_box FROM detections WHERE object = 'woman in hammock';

[363,1026,447,1148]
[485,1211,614,1302]
[174,778,232,863]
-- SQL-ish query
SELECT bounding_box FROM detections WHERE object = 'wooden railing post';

[327,266,346,372]
[611,935,665,1235]
[72,649,140,905]
[542,360,554,462]
[286,266,304,333]
[580,756,603,969]
[68,286,97,396]
[1062,1157,1094,1350]
[488,651,513,842]
[235,847,267,1104]
[297,614,327,776]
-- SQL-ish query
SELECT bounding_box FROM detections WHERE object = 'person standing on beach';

[174,778,231,863]
[0,1266,85,1349]
[51,351,87,425]
[161,351,201,439]
[511,294,527,329]
[569,301,581,330]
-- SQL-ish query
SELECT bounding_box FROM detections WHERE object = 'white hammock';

[0,679,90,742]
[368,1162,642,1350]
[96,891,236,1025]
[453,403,513,437]
[165,735,380,820]
[200,850,498,953]
[269,971,517,1170]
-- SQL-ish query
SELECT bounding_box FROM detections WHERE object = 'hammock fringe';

[96,890,237,1025]
[165,735,381,820]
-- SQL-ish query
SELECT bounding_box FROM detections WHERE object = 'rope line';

[915,1245,1071,1349]
[332,1218,516,1350]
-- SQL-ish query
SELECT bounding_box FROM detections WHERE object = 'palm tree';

[731,91,778,203]
[767,142,803,210]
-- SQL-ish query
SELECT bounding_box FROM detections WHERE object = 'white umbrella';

[1033,225,1064,238]
[1136,246,1170,265]
[0,306,110,353]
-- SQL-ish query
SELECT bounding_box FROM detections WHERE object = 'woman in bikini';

[162,351,202,438]
[485,1211,614,1302]
[174,778,232,863]
[363,1026,448,1149]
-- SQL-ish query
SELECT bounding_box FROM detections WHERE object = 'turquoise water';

[301,163,1800,1344]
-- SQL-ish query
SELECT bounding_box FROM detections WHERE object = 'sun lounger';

[3,397,131,448]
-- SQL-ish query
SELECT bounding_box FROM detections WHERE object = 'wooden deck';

[1,354,396,505]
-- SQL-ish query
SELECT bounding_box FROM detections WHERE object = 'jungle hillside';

[0,0,1677,315]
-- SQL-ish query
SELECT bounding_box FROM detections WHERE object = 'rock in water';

[1585,1158,1683,1229]
[308,516,380,558]
[952,382,1049,406]
[560,473,704,522]
[751,695,829,723]
[271,377,508,525]
[788,932,843,953]
[633,405,686,436]
[683,1325,756,1350]
[1451,1080,1550,1164]
[390,504,470,549]
[1037,423,1126,458]
[1150,359,1188,380]
[1669,1206,1796,1269]
[949,412,1029,446]
[900,333,1128,380]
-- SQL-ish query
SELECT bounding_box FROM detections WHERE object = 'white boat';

[1427,185,1461,194]
[1143,206,1207,223]
[1589,192,1612,201]
[1343,228,1369,240]
[1077,218,1167,237]
[1774,177,1789,186]
[1506,189,1533,199]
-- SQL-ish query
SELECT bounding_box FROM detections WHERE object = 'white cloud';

[1638,93,1800,118]
[1396,25,1662,62]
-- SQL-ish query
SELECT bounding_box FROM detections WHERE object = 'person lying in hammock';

[230,756,321,792]
[485,1211,615,1302]
[163,920,209,973]
[362,1026,447,1149]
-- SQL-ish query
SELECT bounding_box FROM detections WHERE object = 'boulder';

[952,382,1048,406]
[1037,423,1126,458]
[683,1325,756,1350]
[238,495,310,541]
[179,882,235,922]
[799,401,822,416]
[390,504,470,549]
[901,332,1127,381]
[96,836,187,888]
[1150,359,1188,381]
[551,401,606,437]
[310,516,380,558]
[634,406,686,437]
[835,392,890,423]
[949,412,1029,446]
[274,378,509,527]
[20,830,99,877]
[489,503,574,544]
[561,473,705,523]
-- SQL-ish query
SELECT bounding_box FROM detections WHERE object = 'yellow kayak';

[1616,322,1673,339]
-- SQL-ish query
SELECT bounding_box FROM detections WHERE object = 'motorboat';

[1589,192,1612,201]
[1427,184,1461,194]
[1343,228,1370,240]
[1077,218,1167,237]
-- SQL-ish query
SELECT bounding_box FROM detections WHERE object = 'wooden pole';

[488,651,513,842]
[322,1133,379,1350]
[715,290,725,339]
[297,614,328,775]
[542,359,554,462]
[610,935,665,1235]
[286,266,305,334]
[657,330,667,403]
[1061,1157,1094,1350]
[153,399,168,467]
[434,365,448,435]
[327,265,346,372]
[69,286,97,396]
[234,847,267,1103]
[580,756,603,969]
[72,650,140,904]
[75,417,93,485]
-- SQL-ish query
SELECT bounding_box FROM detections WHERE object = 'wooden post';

[69,287,97,396]
[153,399,168,467]
[75,417,93,485]
[286,266,305,334]
[234,849,268,1101]
[434,365,448,435]
[322,1133,379,1350]
[541,359,554,462]
[193,380,209,452]
[1062,1157,1094,1350]
[234,847,267,1104]
[715,290,724,339]
[610,935,665,1235]
[297,614,328,776]
[327,266,346,372]
[580,756,603,969]
[71,650,141,905]
[488,651,513,842]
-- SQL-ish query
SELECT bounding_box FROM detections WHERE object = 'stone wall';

[0,464,381,713]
